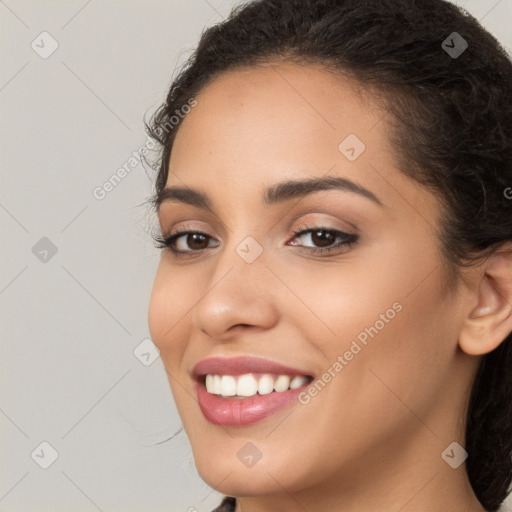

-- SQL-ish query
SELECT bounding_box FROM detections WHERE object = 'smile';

[204,373,311,397]
[193,357,315,426]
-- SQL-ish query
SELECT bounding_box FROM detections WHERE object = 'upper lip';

[192,356,314,380]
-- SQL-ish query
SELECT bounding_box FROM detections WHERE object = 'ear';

[459,244,512,356]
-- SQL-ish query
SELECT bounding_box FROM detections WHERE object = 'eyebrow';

[154,176,383,213]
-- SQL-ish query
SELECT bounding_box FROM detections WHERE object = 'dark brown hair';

[145,0,512,509]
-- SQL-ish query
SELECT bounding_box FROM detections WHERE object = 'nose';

[192,241,279,340]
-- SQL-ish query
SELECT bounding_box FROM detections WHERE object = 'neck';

[236,473,484,512]
[234,430,486,512]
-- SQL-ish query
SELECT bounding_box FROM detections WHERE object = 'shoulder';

[211,496,237,512]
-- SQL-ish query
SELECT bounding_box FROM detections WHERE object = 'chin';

[193,444,321,498]
[197,463,287,497]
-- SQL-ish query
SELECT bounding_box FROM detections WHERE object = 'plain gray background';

[1,1,511,511]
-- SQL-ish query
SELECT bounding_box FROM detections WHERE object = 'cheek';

[148,265,199,415]
[316,270,456,433]
[274,254,405,350]
[147,269,168,348]
[147,263,191,355]
[287,235,451,362]
[284,248,456,420]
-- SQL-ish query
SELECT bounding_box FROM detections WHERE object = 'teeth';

[274,375,290,392]
[257,374,274,395]
[237,374,258,397]
[290,375,309,389]
[219,375,237,397]
[204,373,310,397]
[212,375,221,394]
[205,374,222,394]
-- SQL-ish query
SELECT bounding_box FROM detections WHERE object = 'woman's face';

[148,62,475,499]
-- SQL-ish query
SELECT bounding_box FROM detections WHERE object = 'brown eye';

[186,233,210,250]
[173,232,219,253]
[310,230,337,247]
[288,227,359,254]
[153,230,220,254]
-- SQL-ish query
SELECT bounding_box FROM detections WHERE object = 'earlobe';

[459,247,512,356]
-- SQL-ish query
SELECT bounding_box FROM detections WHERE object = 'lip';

[192,356,314,379]
[192,356,314,427]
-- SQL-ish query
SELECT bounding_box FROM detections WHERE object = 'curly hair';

[145,0,512,509]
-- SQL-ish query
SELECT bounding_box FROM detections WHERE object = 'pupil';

[188,233,207,249]
[312,230,334,247]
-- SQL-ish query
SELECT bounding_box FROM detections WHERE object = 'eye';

[288,226,358,254]
[153,230,219,255]
[152,225,358,257]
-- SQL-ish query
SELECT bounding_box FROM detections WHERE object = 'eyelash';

[152,225,358,257]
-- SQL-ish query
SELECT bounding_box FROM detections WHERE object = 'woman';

[146,0,512,510]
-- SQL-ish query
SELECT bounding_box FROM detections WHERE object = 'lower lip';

[196,380,309,427]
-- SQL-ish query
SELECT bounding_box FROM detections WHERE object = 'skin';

[148,62,512,512]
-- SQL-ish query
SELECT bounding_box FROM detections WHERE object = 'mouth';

[199,372,314,398]
[192,356,315,426]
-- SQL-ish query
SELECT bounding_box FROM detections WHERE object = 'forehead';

[170,63,386,173]
[164,62,436,222]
